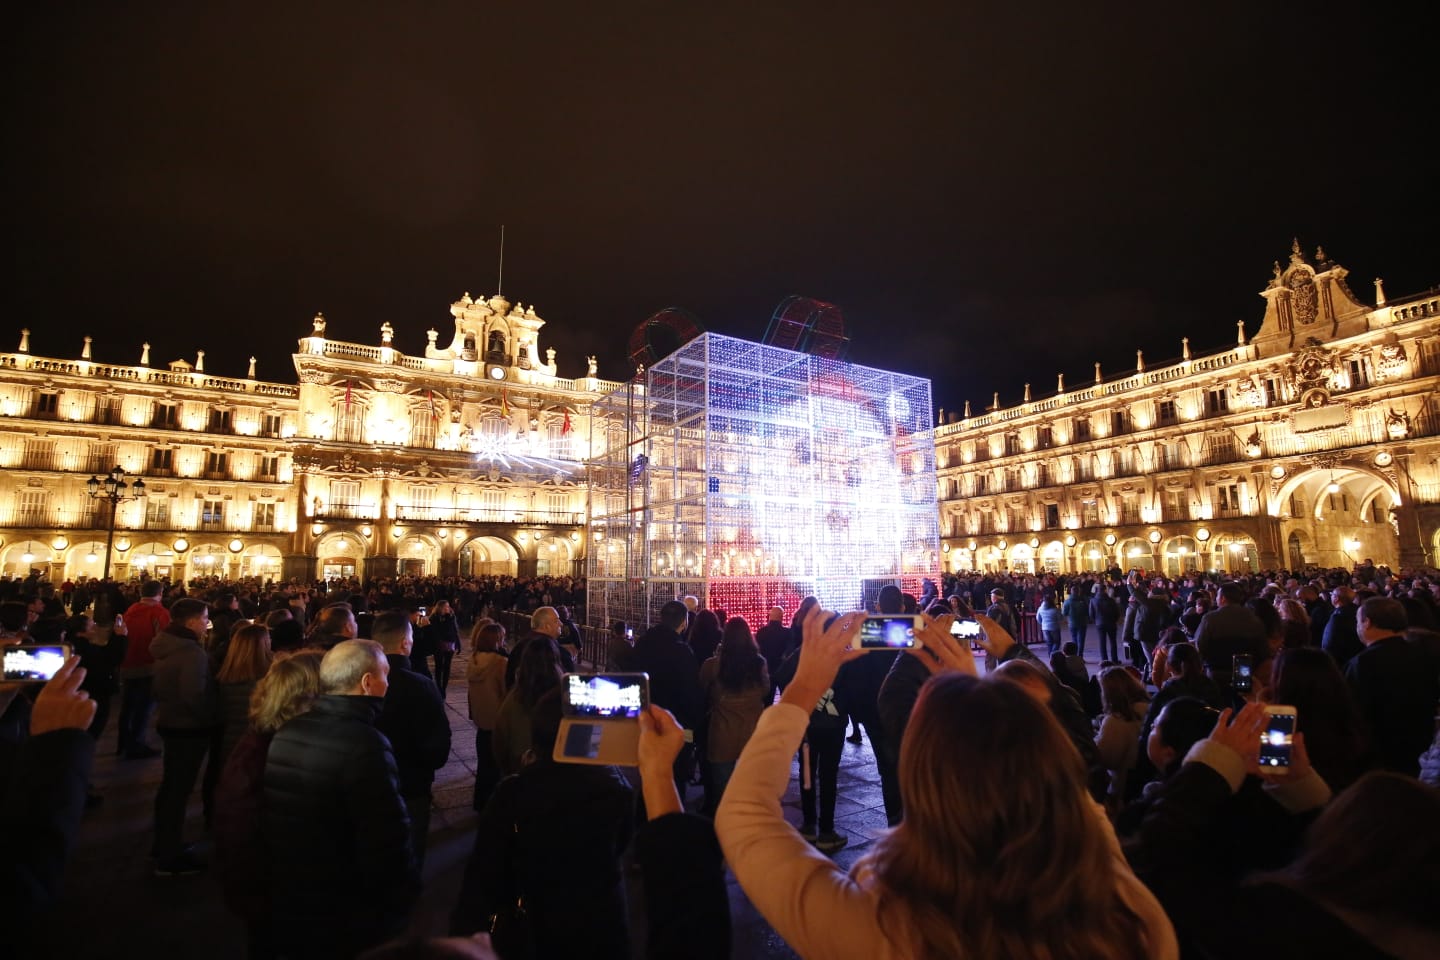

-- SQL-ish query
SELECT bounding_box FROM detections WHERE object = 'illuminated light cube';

[587,333,941,635]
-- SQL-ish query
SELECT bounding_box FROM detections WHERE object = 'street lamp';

[86,465,146,580]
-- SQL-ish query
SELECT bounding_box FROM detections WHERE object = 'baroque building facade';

[934,242,1440,576]
[0,293,620,582]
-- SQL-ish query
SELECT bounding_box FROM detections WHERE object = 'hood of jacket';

[150,625,203,661]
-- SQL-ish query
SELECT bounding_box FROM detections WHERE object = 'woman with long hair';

[1094,665,1150,809]
[1274,598,1311,651]
[467,620,508,811]
[214,650,324,959]
[716,608,1175,959]
[1271,646,1370,791]
[215,623,274,767]
[699,616,769,805]
[493,634,563,775]
[687,609,723,664]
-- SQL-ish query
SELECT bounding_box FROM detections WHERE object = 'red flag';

[428,389,438,420]
[344,380,353,409]
[561,409,572,435]
[500,387,509,418]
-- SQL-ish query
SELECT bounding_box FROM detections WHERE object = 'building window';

[152,403,178,429]
[17,490,48,525]
[335,403,363,443]
[1264,378,1282,405]
[1120,498,1141,524]
[150,448,175,474]
[1004,433,1019,456]
[1207,433,1237,464]
[204,451,229,478]
[35,392,59,417]
[1074,418,1091,442]
[253,502,276,532]
[259,455,279,479]
[208,408,232,432]
[146,498,170,528]
[1045,503,1060,528]
[974,473,988,495]
[1037,426,1052,449]
[547,491,568,517]
[1205,388,1229,417]
[262,413,283,437]
[1158,399,1177,425]
[1347,358,1370,390]
[201,499,226,530]
[1217,483,1242,515]
[1165,488,1188,520]
[410,409,437,449]
[1112,411,1130,435]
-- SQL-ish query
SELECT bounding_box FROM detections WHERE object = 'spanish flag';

[344,380,353,409]
[562,409,572,435]
[427,389,438,420]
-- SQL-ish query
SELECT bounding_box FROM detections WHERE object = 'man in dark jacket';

[373,610,451,871]
[1322,586,1363,668]
[631,600,702,792]
[150,598,217,876]
[504,606,575,690]
[264,639,418,959]
[1347,597,1439,776]
[1192,582,1265,686]
[755,607,791,702]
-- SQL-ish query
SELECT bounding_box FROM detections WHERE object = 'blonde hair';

[863,675,1149,960]
[249,649,324,735]
[1276,598,1309,625]
[217,623,274,684]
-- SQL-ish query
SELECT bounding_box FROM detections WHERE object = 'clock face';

[1376,452,1393,467]
[488,365,506,381]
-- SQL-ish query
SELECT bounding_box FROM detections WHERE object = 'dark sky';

[5,2,1437,419]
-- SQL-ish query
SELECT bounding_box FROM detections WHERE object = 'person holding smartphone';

[718,607,1177,959]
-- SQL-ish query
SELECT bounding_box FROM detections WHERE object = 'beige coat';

[467,651,508,730]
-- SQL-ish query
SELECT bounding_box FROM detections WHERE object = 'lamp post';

[86,466,146,581]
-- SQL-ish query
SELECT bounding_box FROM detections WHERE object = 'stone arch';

[1271,464,1401,518]
[458,535,520,577]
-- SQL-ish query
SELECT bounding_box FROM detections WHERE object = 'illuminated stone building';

[935,242,1440,576]
[0,293,620,582]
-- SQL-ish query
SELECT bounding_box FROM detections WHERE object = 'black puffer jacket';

[263,695,419,958]
[376,654,452,798]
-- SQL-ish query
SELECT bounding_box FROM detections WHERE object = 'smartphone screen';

[949,618,982,640]
[562,673,647,719]
[3,644,71,682]
[858,615,919,649]
[1232,655,1253,693]
[1258,709,1296,770]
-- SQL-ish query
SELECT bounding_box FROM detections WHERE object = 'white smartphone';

[1258,705,1297,773]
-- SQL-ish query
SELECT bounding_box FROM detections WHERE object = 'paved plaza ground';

[36,637,1111,959]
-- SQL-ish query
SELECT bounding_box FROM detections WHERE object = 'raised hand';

[29,656,97,736]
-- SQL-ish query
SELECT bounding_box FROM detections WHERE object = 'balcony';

[394,504,583,526]
[11,453,125,475]
[0,506,110,529]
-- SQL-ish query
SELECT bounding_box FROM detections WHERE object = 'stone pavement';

[35,636,1113,959]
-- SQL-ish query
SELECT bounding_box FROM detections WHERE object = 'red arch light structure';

[764,296,849,360]
[628,308,705,370]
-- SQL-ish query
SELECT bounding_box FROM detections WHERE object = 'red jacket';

[120,599,170,672]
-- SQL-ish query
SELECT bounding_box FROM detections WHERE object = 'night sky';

[5,3,1436,420]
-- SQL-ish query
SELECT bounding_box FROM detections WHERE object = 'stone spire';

[1374,278,1387,307]
[1237,320,1247,346]
[1136,350,1145,373]
[18,329,29,353]
[962,400,971,419]
[1057,372,1065,393]
[81,336,93,360]
[195,350,205,373]
[1023,383,1031,403]
[247,356,257,379]
[1094,361,1102,384]
[141,342,151,366]
[1182,337,1191,361]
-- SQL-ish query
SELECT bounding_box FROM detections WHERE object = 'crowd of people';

[1,559,1438,959]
